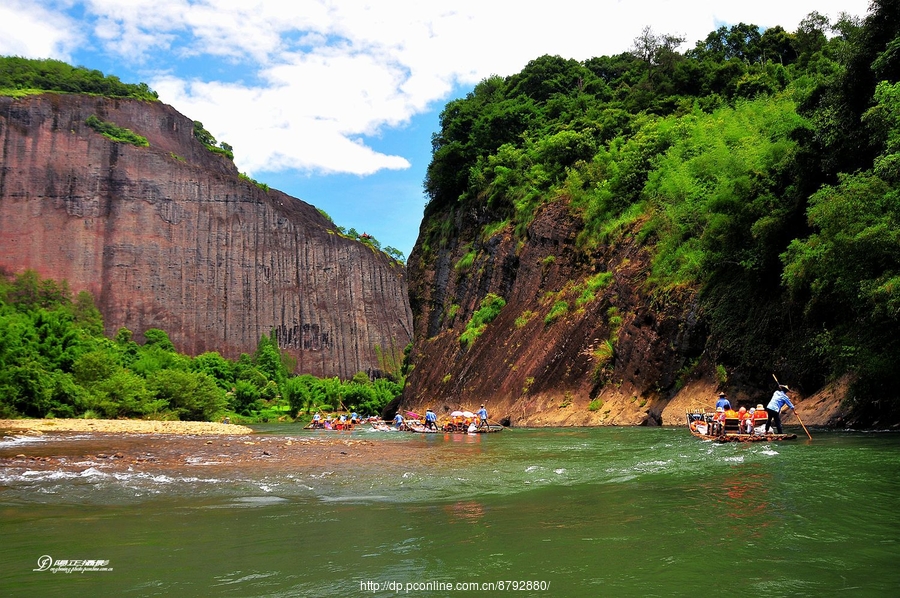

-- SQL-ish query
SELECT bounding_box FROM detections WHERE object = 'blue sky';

[1,0,870,260]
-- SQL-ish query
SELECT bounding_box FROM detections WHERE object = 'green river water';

[1,426,898,597]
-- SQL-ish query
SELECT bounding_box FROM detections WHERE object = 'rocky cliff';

[0,94,412,378]
[403,201,839,427]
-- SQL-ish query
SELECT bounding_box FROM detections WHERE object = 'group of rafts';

[686,404,797,442]
[305,414,379,431]
[372,410,504,434]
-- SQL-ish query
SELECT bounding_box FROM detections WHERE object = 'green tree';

[72,290,104,336]
[93,370,159,418]
[143,328,176,352]
[231,379,262,414]
[147,369,226,421]
[254,332,287,385]
[0,361,51,417]
[72,349,120,386]
[282,375,313,415]
[192,351,235,390]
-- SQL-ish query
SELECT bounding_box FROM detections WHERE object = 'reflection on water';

[1,427,899,597]
[707,467,774,540]
[444,500,486,525]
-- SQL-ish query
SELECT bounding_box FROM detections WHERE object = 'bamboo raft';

[686,409,796,443]
[372,422,505,434]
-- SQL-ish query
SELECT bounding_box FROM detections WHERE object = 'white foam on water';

[79,467,108,478]
[15,470,81,481]
[0,435,49,447]
[214,571,279,586]
[232,496,289,505]
[631,459,673,473]
[319,495,394,503]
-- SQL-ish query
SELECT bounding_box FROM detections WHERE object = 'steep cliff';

[404,200,706,426]
[0,94,412,378]
[400,6,900,428]
[403,199,850,427]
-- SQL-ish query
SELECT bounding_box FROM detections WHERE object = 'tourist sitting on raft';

[741,408,754,433]
[707,402,772,436]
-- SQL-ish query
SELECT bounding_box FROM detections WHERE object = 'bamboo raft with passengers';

[375,409,504,434]
[686,408,797,442]
[685,377,816,443]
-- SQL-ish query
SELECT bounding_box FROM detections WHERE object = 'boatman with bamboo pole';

[477,404,489,428]
[765,386,795,434]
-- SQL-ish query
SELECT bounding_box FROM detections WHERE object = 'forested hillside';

[409,2,900,424]
[0,270,403,421]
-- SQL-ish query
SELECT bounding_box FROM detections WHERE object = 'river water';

[1,426,898,597]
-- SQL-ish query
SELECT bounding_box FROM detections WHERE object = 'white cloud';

[0,1,82,59]
[3,0,874,176]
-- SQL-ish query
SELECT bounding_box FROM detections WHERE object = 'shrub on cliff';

[193,121,234,160]
[460,293,507,347]
[85,115,149,147]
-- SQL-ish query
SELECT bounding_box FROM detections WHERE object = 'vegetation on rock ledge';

[0,56,158,100]
[85,115,149,147]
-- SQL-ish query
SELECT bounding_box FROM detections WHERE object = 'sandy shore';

[0,418,254,436]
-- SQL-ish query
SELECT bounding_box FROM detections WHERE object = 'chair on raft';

[723,417,742,434]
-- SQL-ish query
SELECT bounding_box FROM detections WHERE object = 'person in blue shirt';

[477,404,489,428]
[393,413,404,430]
[765,386,795,434]
[424,408,437,430]
[715,392,731,410]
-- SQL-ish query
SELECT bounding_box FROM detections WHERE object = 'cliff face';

[0,94,412,378]
[403,201,839,427]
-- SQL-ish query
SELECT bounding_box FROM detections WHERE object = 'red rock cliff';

[403,198,837,426]
[0,94,412,378]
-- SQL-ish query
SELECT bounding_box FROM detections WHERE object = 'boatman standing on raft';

[477,404,489,428]
[765,385,795,434]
